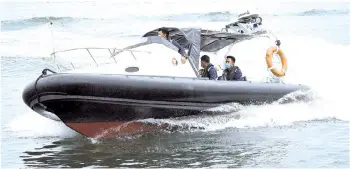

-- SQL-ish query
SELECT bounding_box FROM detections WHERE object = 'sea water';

[1,0,350,168]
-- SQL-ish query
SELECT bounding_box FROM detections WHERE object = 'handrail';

[50,47,149,57]
[107,49,117,63]
[50,47,151,71]
[86,48,99,67]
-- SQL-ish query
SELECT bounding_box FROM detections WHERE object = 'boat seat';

[217,76,247,81]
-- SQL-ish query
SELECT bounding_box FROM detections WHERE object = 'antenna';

[49,21,56,59]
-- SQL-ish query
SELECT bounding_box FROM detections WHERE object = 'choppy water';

[1,0,350,168]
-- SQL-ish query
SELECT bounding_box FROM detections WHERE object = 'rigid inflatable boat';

[22,13,309,138]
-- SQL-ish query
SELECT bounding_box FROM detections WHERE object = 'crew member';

[158,28,188,64]
[200,55,218,80]
[218,55,244,81]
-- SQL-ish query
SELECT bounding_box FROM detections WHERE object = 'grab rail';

[50,47,151,71]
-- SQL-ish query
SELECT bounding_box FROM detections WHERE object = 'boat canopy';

[142,27,266,52]
[112,26,266,76]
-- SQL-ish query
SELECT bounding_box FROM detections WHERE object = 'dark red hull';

[66,121,167,138]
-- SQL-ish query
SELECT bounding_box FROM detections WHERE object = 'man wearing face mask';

[199,55,218,80]
[158,28,188,64]
[218,55,244,81]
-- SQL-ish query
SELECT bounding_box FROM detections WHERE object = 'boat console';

[221,10,265,35]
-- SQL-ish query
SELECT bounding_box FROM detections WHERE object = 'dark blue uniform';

[170,39,187,57]
[201,64,218,80]
[220,66,244,81]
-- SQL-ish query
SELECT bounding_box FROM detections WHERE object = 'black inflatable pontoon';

[23,72,308,137]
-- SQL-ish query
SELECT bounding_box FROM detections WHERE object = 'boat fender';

[172,57,178,66]
[265,46,287,77]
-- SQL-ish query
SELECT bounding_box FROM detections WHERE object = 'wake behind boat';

[22,13,310,138]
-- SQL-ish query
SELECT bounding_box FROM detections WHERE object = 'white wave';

[139,96,349,132]
[4,110,77,138]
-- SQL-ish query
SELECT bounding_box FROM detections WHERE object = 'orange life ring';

[265,46,287,77]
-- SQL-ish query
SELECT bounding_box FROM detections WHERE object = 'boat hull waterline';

[22,73,309,138]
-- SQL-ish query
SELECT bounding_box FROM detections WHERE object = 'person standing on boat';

[158,28,188,64]
[218,56,244,81]
[199,55,218,80]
